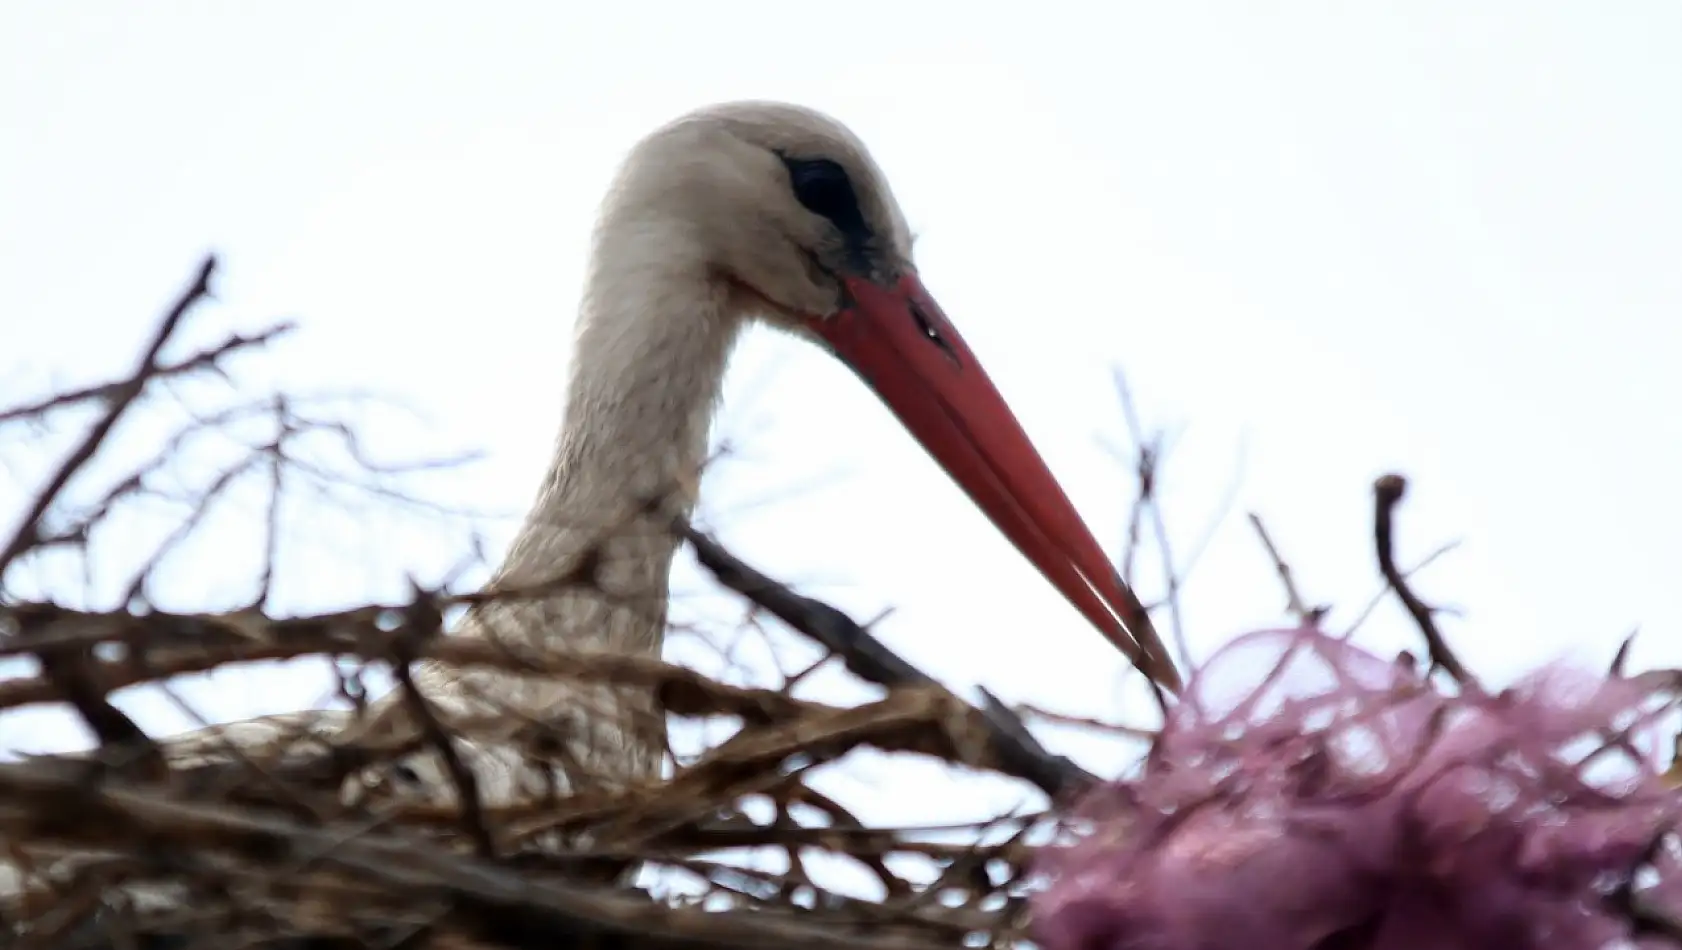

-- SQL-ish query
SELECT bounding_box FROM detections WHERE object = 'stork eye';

[781,156,870,241]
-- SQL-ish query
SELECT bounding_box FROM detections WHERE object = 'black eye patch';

[780,155,873,269]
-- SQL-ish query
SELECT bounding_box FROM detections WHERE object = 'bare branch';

[1107,368,1191,676]
[1,256,221,580]
[0,323,294,427]
[388,585,496,858]
[1245,512,1323,626]
[1373,473,1476,689]
[680,523,1095,801]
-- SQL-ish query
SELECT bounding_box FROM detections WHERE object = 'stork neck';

[494,238,739,606]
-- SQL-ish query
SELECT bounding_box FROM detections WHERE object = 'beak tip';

[1157,664,1185,695]
[1136,644,1183,695]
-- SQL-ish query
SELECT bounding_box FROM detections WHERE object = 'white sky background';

[2,0,1681,889]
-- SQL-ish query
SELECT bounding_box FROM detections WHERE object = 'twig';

[1610,628,1639,676]
[29,639,166,781]
[1246,512,1320,625]
[975,687,1091,784]
[0,256,218,581]
[388,584,496,859]
[1110,368,1192,676]
[680,523,1095,800]
[118,445,269,605]
[0,603,817,726]
[1012,702,1157,741]
[254,396,288,611]
[1339,538,1461,638]
[0,323,293,427]
[1372,474,1476,689]
[1119,484,1145,588]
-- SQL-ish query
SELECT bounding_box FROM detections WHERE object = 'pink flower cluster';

[1032,627,1682,950]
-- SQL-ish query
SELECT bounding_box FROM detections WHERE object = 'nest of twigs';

[7,258,1682,950]
[0,258,1097,950]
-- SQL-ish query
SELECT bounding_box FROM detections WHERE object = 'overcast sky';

[3,2,1681,856]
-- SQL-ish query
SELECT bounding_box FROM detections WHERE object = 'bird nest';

[5,260,1682,950]
[0,259,1091,949]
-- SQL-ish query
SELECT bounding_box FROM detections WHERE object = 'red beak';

[814,274,1182,692]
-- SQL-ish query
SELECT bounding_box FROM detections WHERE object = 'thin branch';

[0,255,219,581]
[29,638,166,781]
[1372,473,1476,689]
[680,523,1095,800]
[1246,512,1321,626]
[1610,628,1639,676]
[1339,538,1461,638]
[1109,368,1192,677]
[0,323,293,427]
[118,446,269,605]
[388,584,496,859]
[0,603,815,727]
[1012,702,1157,742]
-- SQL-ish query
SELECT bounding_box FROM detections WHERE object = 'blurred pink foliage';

[1032,627,1682,950]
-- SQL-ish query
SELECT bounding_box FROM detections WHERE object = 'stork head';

[605,101,1180,692]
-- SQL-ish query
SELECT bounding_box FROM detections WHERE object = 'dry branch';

[681,525,1092,800]
[1373,473,1476,687]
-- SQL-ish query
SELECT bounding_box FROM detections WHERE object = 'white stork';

[7,102,1179,909]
